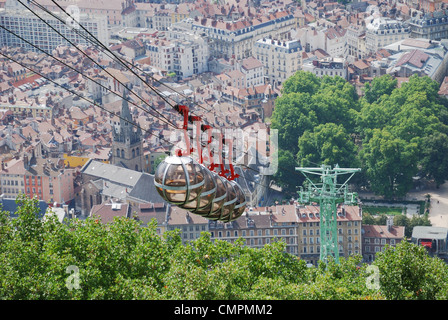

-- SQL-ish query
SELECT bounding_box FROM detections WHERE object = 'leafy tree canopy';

[1,196,448,300]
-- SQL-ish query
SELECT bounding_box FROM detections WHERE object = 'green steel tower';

[296,165,360,265]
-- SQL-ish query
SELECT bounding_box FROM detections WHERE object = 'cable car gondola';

[154,156,205,206]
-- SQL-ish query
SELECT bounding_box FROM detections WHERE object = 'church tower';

[111,94,143,172]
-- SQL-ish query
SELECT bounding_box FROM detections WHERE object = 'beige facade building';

[346,23,367,60]
[208,203,362,265]
[253,38,302,86]
[0,101,52,119]
[365,17,410,54]
[188,11,295,60]
[0,3,108,53]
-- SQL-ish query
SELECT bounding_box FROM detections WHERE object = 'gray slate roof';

[81,160,165,204]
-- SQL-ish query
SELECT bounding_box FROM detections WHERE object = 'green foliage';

[271,72,360,190]
[357,75,448,197]
[394,214,432,238]
[359,127,419,198]
[2,197,448,300]
[272,72,448,198]
[374,241,448,299]
[272,149,304,196]
[297,123,360,168]
[363,74,397,104]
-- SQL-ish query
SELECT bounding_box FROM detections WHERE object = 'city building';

[380,38,448,83]
[135,202,167,234]
[0,4,108,54]
[166,205,209,245]
[365,17,410,54]
[207,203,362,265]
[0,101,52,119]
[209,205,299,255]
[168,29,210,80]
[253,38,302,85]
[35,0,132,26]
[76,159,164,216]
[297,204,362,265]
[145,31,209,80]
[0,155,75,205]
[90,201,131,224]
[186,11,295,60]
[346,23,367,60]
[237,57,265,88]
[295,21,346,59]
[302,56,348,79]
[409,10,448,41]
[362,221,405,262]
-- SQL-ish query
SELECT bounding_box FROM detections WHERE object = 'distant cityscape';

[0,0,448,266]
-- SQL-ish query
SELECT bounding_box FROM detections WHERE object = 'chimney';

[387,216,393,232]
[23,155,29,170]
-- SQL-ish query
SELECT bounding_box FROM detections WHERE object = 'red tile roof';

[362,224,405,239]
[396,49,429,68]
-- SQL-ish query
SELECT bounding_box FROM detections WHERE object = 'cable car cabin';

[154,156,205,206]
[229,180,246,221]
[154,155,247,222]
[199,176,236,222]
[191,171,227,217]
[181,167,217,212]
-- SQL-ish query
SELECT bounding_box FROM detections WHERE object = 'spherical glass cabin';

[228,181,246,222]
[154,156,205,206]
[180,165,216,212]
[194,172,228,218]
[204,177,237,221]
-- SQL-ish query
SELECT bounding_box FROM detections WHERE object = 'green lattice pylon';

[296,165,360,265]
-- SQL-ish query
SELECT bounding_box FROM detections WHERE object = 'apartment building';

[0,101,52,119]
[253,38,302,85]
[0,158,26,198]
[187,11,295,60]
[381,38,448,84]
[209,205,300,255]
[154,10,172,31]
[365,17,410,54]
[302,56,348,79]
[409,10,448,41]
[0,155,75,205]
[362,221,405,262]
[346,23,367,60]
[146,31,209,80]
[166,206,209,245]
[168,29,209,80]
[297,205,363,266]
[295,21,346,59]
[238,57,265,88]
[0,5,108,54]
[207,203,362,265]
[325,27,347,58]
[24,157,75,205]
[35,0,129,26]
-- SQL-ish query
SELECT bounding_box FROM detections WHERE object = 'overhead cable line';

[0,24,176,130]
[17,0,178,130]
[43,0,211,113]
[31,0,184,112]
[35,0,275,172]
[15,1,285,192]
[0,50,182,151]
